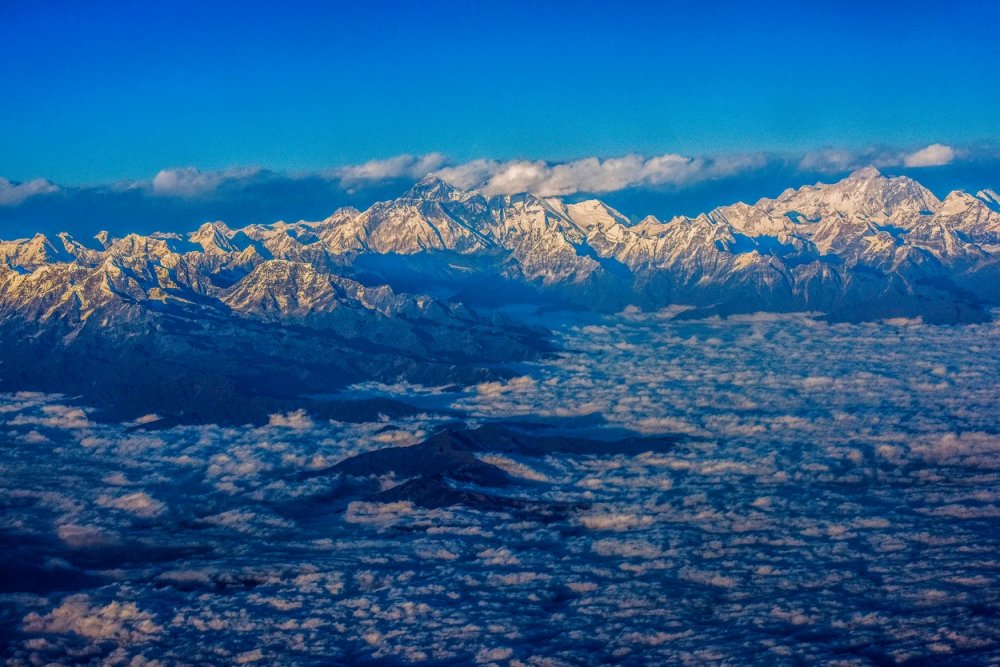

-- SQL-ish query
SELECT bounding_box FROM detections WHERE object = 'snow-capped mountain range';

[1,167,998,422]
[4,166,996,323]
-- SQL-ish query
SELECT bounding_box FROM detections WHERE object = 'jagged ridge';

[1,167,998,422]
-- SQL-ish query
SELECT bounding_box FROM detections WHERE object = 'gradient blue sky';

[2,0,999,185]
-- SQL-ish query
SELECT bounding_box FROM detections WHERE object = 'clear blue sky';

[1,0,999,184]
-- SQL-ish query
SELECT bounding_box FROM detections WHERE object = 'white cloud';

[478,454,551,482]
[9,404,91,430]
[97,491,166,517]
[433,152,766,197]
[23,594,161,644]
[909,431,1000,469]
[577,511,655,531]
[4,143,978,217]
[432,159,501,190]
[903,143,957,168]
[0,177,59,206]
[268,409,315,430]
[151,166,261,197]
[798,143,960,172]
[475,647,513,662]
[477,547,520,566]
[473,375,537,397]
[235,648,264,664]
[333,153,447,185]
[57,523,116,548]
[678,567,739,588]
[149,154,447,198]
[130,413,162,426]
[345,500,416,526]
[592,538,664,558]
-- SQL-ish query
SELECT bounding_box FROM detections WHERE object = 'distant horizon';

[3,146,999,240]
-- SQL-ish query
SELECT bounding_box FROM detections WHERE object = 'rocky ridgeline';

[1,167,998,422]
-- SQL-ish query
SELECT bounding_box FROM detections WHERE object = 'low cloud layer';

[0,176,59,206]
[434,143,965,198]
[1,313,998,664]
[798,143,961,172]
[152,166,263,197]
[433,152,768,197]
[1,143,996,239]
[332,153,448,187]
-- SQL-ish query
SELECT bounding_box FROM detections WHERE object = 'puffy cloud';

[434,152,767,197]
[56,523,115,548]
[9,403,91,430]
[475,647,513,662]
[3,145,996,243]
[908,431,1000,469]
[152,166,261,197]
[903,143,957,168]
[679,567,738,588]
[235,648,265,664]
[0,176,58,206]
[18,429,50,444]
[96,491,167,517]
[477,454,551,482]
[268,409,315,430]
[632,416,702,435]
[332,153,447,185]
[345,500,417,526]
[800,143,960,172]
[202,509,294,533]
[23,594,161,644]
[592,538,664,558]
[57,523,117,547]
[577,511,655,531]
[473,375,537,397]
[130,413,162,426]
[431,159,500,190]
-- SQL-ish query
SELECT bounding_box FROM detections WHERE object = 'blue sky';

[3,0,999,183]
[1,1,999,235]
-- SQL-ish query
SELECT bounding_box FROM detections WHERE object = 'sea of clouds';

[1,312,998,665]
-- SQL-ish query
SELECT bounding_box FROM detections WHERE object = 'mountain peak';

[847,166,883,180]
[3,168,997,329]
[762,165,941,223]
[192,220,234,237]
[404,176,464,201]
[565,199,632,231]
